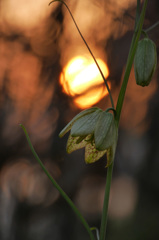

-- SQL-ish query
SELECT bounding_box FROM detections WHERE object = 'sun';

[60,56,110,108]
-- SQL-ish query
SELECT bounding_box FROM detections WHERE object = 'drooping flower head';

[59,107,118,167]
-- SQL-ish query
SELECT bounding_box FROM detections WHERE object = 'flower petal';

[85,142,106,164]
[71,109,102,137]
[59,107,100,138]
[102,119,118,151]
[94,112,113,150]
[66,134,91,153]
[105,147,113,167]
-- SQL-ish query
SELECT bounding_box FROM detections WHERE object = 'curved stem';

[91,227,100,240]
[105,107,116,116]
[49,0,114,109]
[20,124,95,240]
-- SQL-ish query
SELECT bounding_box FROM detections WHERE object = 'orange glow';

[1,0,53,31]
[60,56,110,108]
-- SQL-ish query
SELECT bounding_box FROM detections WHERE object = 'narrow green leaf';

[20,124,95,240]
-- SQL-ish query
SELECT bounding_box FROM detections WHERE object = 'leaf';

[59,107,100,138]
[71,109,102,137]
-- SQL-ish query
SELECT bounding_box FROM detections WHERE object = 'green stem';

[135,0,140,29]
[49,0,114,109]
[116,0,148,124]
[20,124,95,240]
[99,163,114,240]
[144,21,159,33]
[99,2,148,240]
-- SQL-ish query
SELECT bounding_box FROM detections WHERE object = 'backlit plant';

[20,1,158,240]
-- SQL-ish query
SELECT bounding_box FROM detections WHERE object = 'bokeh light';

[60,56,110,108]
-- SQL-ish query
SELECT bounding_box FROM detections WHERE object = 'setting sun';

[60,56,110,108]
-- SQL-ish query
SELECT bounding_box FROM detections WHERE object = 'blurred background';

[0,0,159,239]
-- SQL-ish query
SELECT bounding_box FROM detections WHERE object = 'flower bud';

[134,38,157,87]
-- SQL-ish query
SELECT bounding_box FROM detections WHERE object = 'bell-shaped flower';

[59,107,118,167]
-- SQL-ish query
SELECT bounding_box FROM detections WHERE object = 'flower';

[59,107,118,167]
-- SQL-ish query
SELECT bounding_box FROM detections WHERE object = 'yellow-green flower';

[59,107,118,167]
